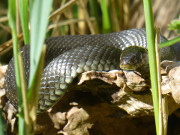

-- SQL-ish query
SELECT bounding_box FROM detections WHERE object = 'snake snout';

[120,55,139,70]
[120,46,148,71]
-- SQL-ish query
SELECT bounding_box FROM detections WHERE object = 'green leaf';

[89,0,101,33]
[0,108,5,135]
[100,0,111,33]
[8,0,16,31]
[28,0,52,93]
[8,0,25,134]
[168,19,180,33]
[143,0,160,134]
[19,0,30,44]
[159,36,180,48]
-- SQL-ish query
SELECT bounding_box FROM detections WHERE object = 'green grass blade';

[0,108,5,135]
[24,0,52,133]
[19,0,30,44]
[28,0,52,93]
[29,45,46,114]
[18,53,30,134]
[89,0,101,33]
[100,0,111,33]
[159,36,180,48]
[8,0,24,134]
[29,0,34,9]
[143,0,159,134]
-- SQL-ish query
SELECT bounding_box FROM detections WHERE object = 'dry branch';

[1,60,180,134]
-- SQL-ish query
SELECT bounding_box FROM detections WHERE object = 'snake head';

[120,46,148,71]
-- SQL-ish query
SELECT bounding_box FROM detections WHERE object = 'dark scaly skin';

[4,29,177,113]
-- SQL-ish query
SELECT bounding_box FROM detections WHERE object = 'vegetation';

[0,0,179,134]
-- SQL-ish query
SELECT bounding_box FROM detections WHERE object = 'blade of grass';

[19,0,30,44]
[49,0,76,20]
[47,18,95,32]
[27,0,52,133]
[29,45,46,115]
[100,0,111,33]
[28,0,52,92]
[0,108,5,135]
[159,36,180,48]
[89,0,101,33]
[143,0,160,134]
[8,0,25,134]
[155,27,164,135]
[18,52,29,135]
[155,28,169,135]
[110,0,120,31]
[27,45,46,134]
[159,16,180,48]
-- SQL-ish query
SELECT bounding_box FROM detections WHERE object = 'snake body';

[5,29,177,113]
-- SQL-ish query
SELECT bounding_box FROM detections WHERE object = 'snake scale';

[5,29,178,113]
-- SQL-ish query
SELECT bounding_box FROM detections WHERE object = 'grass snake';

[4,29,179,113]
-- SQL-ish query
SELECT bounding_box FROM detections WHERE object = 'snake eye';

[135,52,143,63]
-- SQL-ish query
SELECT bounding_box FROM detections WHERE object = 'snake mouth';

[120,63,137,71]
[120,56,146,71]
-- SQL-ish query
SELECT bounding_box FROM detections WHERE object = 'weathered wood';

[1,60,180,134]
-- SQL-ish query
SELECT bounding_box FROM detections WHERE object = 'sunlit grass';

[100,0,111,33]
[0,108,5,135]
[8,0,52,134]
[143,0,160,134]
[19,0,29,44]
[8,0,25,134]
[4,0,180,134]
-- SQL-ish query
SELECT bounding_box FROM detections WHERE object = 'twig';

[0,16,8,23]
[0,34,23,56]
[51,0,66,36]
[47,18,95,32]
[78,0,96,34]
[49,0,77,20]
[64,9,76,35]
[0,23,11,33]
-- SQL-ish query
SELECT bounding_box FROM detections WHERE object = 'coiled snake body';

[5,29,177,113]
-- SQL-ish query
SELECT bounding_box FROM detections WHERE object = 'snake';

[4,29,178,113]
